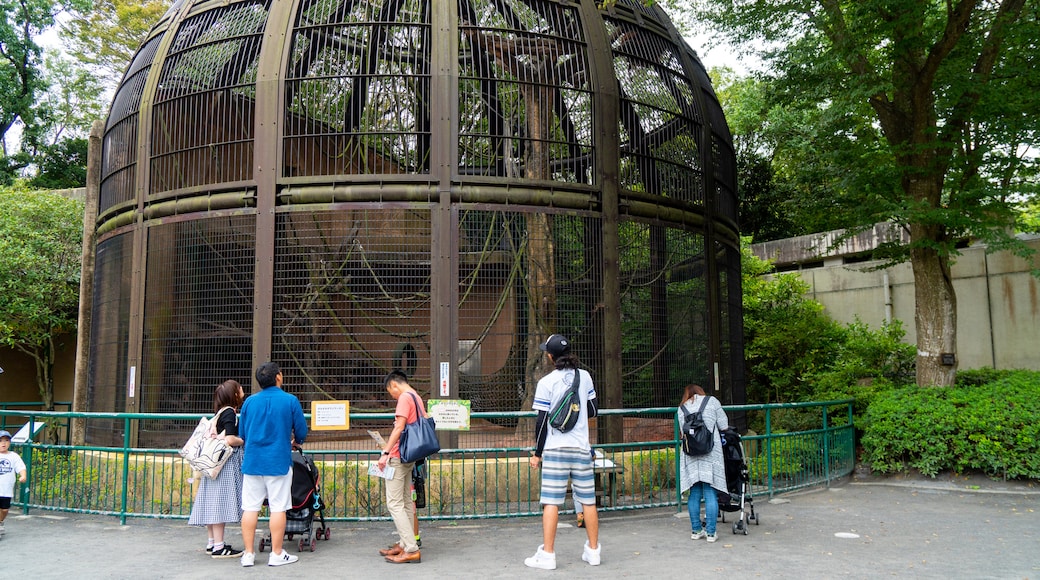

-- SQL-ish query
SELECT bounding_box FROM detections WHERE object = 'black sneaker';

[212,545,243,559]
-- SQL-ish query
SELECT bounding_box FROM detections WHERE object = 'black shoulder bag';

[548,370,582,433]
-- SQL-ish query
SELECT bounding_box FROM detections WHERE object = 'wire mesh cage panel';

[617,219,709,407]
[150,1,269,194]
[718,241,747,428]
[609,16,705,205]
[135,215,256,446]
[86,234,134,446]
[454,209,605,421]
[101,35,164,218]
[90,0,744,448]
[271,208,433,408]
[284,0,432,178]
[459,0,594,182]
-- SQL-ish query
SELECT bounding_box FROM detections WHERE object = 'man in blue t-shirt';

[238,362,308,567]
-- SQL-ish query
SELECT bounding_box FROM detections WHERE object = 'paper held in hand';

[366,429,394,479]
[368,462,395,479]
[367,429,387,448]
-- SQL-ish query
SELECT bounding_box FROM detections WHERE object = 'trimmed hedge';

[861,370,1040,479]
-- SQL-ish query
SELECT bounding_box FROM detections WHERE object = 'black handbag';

[399,392,440,463]
[548,370,582,433]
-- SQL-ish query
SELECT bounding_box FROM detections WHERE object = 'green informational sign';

[428,399,471,431]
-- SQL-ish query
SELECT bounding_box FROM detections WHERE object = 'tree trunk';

[27,336,56,410]
[908,224,957,387]
[516,83,557,438]
[465,29,561,435]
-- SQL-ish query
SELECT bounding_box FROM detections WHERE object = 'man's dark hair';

[552,352,580,370]
[256,362,281,387]
[384,369,408,388]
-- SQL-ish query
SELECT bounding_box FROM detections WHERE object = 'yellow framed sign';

[310,400,350,430]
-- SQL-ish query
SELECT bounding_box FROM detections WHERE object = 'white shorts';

[241,468,293,512]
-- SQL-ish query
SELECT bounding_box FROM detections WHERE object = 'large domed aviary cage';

[87,0,744,445]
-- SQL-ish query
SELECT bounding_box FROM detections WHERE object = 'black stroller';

[259,447,331,552]
[717,427,759,535]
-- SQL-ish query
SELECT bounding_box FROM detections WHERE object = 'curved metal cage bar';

[89,0,744,446]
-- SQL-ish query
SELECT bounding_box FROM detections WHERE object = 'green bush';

[748,431,808,482]
[742,242,916,414]
[861,370,1040,479]
[28,449,115,510]
[624,447,676,495]
[954,367,1016,387]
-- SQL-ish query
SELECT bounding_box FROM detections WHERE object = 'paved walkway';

[5,473,1039,579]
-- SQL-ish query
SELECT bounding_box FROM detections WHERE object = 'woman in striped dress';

[189,379,246,558]
[677,384,728,543]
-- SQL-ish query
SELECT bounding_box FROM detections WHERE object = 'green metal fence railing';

[0,400,854,524]
[0,402,71,439]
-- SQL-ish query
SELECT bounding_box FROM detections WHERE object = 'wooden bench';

[565,450,625,508]
[593,452,624,507]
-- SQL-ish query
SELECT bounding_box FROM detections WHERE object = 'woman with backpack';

[677,384,728,543]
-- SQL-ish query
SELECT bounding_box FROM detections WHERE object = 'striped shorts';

[540,448,596,506]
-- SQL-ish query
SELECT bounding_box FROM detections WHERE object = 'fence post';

[121,415,131,525]
[765,408,774,497]
[674,413,682,510]
[20,415,36,515]
[822,406,830,485]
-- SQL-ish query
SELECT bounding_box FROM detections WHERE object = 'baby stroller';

[259,447,331,552]
[717,427,759,535]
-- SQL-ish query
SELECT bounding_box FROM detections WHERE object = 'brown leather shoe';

[385,550,421,564]
[379,544,404,557]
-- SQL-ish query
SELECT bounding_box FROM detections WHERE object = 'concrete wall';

[753,232,1040,371]
[0,336,77,403]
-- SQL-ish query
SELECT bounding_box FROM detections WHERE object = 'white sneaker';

[269,550,299,566]
[582,540,601,566]
[524,545,556,570]
[241,552,255,567]
[706,532,718,543]
[691,530,707,540]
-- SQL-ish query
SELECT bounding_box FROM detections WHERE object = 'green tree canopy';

[678,0,1040,386]
[711,69,804,241]
[62,0,169,85]
[1,0,93,183]
[27,136,87,188]
[0,185,83,408]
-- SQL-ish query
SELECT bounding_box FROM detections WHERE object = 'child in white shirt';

[0,430,28,538]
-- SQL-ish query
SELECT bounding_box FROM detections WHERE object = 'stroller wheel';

[258,538,266,553]
[310,538,317,552]
[324,528,331,540]
[298,538,307,552]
